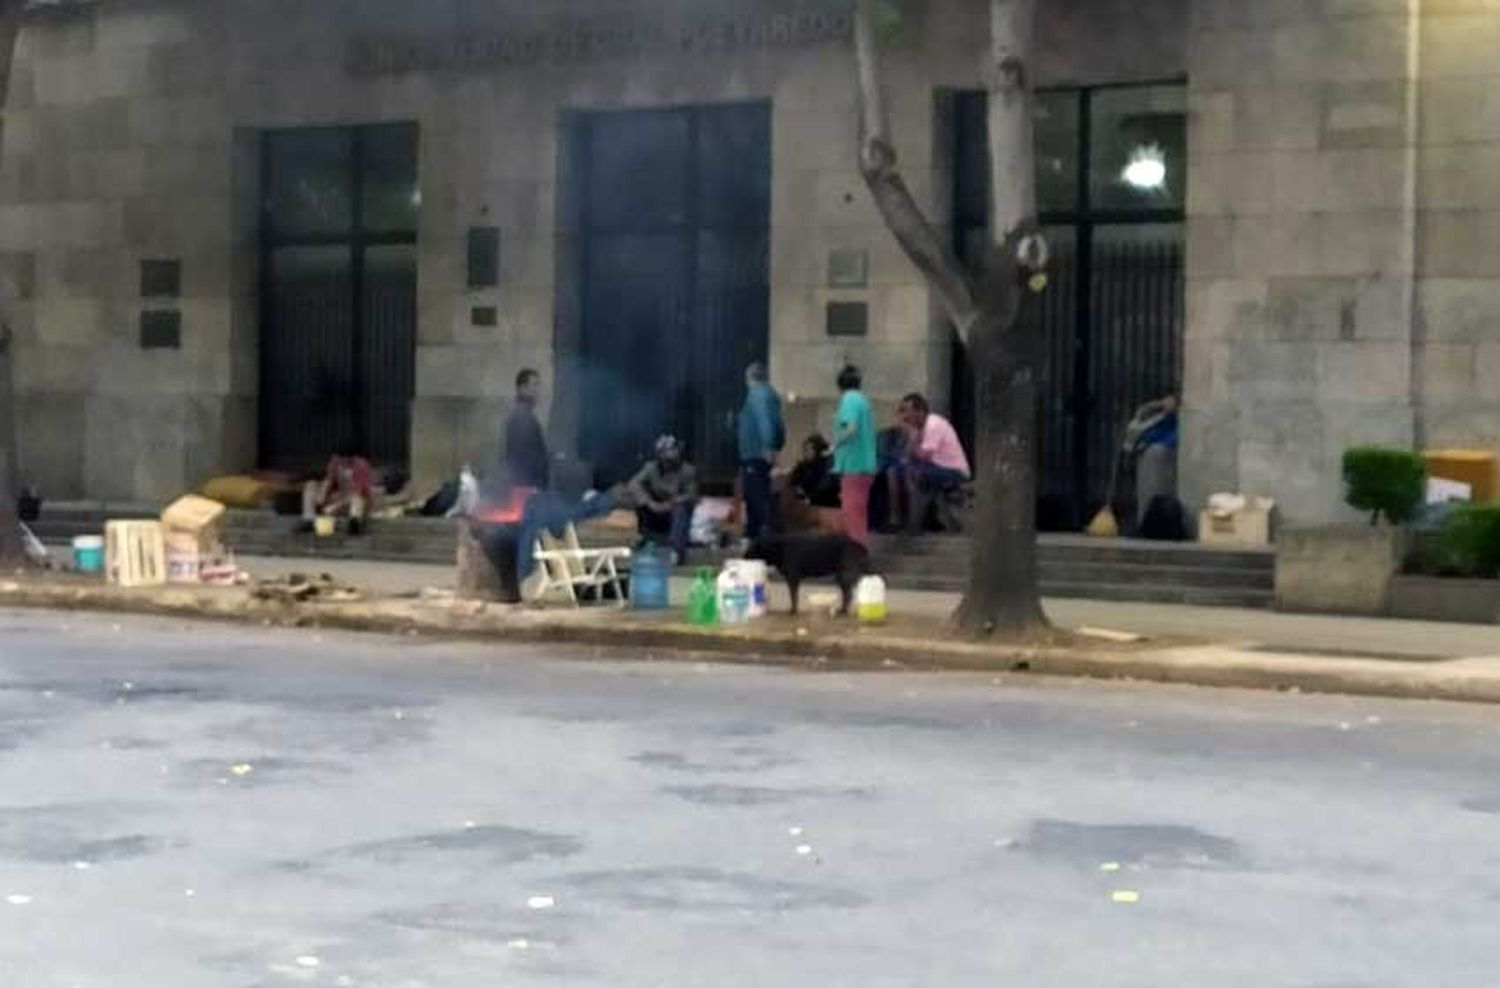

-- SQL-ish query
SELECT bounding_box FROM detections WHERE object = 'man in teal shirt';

[833,364,877,545]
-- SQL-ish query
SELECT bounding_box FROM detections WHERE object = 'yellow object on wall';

[1424,450,1498,504]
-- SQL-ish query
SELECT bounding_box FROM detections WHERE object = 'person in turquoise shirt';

[832,364,877,545]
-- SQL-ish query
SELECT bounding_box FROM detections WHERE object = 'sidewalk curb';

[3,580,1498,706]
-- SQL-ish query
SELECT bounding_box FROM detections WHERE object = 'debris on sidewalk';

[1079,627,1147,644]
[252,573,363,605]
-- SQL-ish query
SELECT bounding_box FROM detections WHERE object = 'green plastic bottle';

[686,568,718,625]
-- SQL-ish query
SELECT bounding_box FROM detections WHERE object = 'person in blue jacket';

[737,361,786,540]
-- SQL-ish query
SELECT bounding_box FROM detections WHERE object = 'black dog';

[744,535,870,616]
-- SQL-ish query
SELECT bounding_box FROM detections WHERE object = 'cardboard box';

[1199,502,1274,547]
[161,495,226,568]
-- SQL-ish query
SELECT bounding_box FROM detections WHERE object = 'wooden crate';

[105,521,167,588]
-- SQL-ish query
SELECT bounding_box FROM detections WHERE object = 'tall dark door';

[950,85,1186,528]
[260,124,418,474]
[575,103,771,484]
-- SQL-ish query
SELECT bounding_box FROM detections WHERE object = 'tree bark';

[852,0,978,342]
[0,324,23,568]
[952,235,1046,637]
[0,4,26,570]
[954,0,1047,638]
[853,0,1048,639]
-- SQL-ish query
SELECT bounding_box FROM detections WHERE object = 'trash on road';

[795,844,814,856]
[295,956,320,969]
[6,894,32,905]
[527,895,555,910]
[230,763,254,777]
[1111,890,1141,904]
[1099,862,1121,872]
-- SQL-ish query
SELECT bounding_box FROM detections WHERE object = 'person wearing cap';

[628,435,699,563]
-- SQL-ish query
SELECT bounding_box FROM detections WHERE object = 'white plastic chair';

[530,524,631,607]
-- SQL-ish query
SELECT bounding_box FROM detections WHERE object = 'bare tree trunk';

[0,325,22,568]
[0,4,26,570]
[853,0,1048,639]
[953,234,1046,636]
[954,0,1046,637]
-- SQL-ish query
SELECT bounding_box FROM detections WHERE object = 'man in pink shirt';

[899,393,971,533]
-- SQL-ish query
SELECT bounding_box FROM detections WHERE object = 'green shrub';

[1436,505,1500,578]
[1342,447,1426,525]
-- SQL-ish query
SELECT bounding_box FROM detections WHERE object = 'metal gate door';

[260,124,418,473]
[575,103,771,484]
[950,85,1186,528]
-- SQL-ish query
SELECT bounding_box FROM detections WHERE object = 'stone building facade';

[6,0,1494,527]
[1184,1,1500,524]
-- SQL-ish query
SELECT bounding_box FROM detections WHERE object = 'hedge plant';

[1435,505,1500,578]
[1342,447,1426,526]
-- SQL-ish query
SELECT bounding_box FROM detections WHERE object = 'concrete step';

[894,574,1274,610]
[873,534,1273,571]
[878,557,1274,591]
[32,504,1276,609]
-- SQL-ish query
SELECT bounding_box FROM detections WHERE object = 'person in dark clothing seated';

[629,435,698,564]
[505,368,550,493]
[790,434,840,508]
[872,420,912,533]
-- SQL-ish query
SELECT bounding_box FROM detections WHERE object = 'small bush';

[1435,505,1500,578]
[1343,447,1426,525]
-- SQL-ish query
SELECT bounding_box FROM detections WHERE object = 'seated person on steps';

[898,393,971,534]
[629,435,698,564]
[790,433,840,509]
[301,451,374,535]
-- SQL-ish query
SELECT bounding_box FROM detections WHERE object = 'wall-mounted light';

[1122,144,1167,191]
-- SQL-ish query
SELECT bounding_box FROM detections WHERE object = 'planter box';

[1275,526,1407,616]
[1390,574,1500,624]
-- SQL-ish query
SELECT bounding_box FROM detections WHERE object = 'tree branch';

[853,0,979,342]
[987,0,1039,241]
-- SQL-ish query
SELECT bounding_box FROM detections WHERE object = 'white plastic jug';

[855,575,888,623]
[725,559,768,618]
[716,566,752,625]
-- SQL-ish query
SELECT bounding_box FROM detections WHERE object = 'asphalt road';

[2,610,1499,987]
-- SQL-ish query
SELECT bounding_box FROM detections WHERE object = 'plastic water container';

[855,575,888,623]
[716,566,752,625]
[686,569,718,625]
[631,547,671,611]
[724,559,768,618]
[73,535,105,574]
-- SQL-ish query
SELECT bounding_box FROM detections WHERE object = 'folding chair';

[530,524,631,608]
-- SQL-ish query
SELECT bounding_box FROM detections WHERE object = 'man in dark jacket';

[505,368,549,492]
[737,361,785,540]
[630,435,698,563]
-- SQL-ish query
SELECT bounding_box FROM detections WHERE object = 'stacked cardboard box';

[160,495,227,584]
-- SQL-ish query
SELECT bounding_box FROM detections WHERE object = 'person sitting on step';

[300,450,374,536]
[898,393,971,534]
[628,435,698,565]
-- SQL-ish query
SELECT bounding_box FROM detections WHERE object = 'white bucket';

[725,559,768,618]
